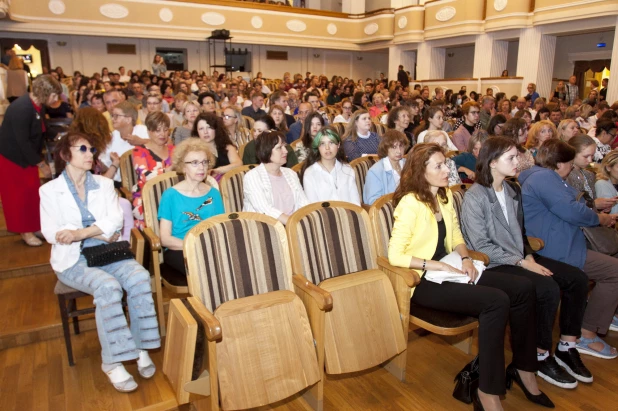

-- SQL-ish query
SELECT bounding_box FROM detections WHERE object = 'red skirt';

[0,154,41,233]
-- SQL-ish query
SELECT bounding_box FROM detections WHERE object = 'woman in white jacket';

[243,130,308,225]
[39,132,160,393]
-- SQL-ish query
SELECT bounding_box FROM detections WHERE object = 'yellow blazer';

[388,190,465,277]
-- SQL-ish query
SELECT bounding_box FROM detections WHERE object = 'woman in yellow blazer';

[389,143,550,411]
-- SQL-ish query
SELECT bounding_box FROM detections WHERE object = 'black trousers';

[163,249,186,275]
[491,254,588,351]
[411,270,537,395]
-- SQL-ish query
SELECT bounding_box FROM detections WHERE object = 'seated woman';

[242,115,299,166]
[192,112,242,181]
[369,93,388,119]
[487,114,506,137]
[525,120,557,157]
[520,140,618,360]
[389,143,548,411]
[222,105,251,148]
[243,130,308,225]
[302,128,360,206]
[503,118,534,174]
[595,151,618,214]
[386,106,414,149]
[533,107,550,123]
[462,136,592,389]
[342,110,380,161]
[424,130,462,187]
[270,104,289,133]
[556,119,580,142]
[416,107,458,151]
[132,112,174,229]
[294,112,325,162]
[575,104,593,130]
[514,109,533,129]
[138,92,164,125]
[333,98,354,124]
[453,130,487,182]
[40,132,160,393]
[498,99,512,120]
[363,130,409,205]
[171,100,199,145]
[591,119,616,163]
[158,139,225,275]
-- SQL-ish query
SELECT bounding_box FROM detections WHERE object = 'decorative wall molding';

[567,50,612,62]
[251,16,262,29]
[435,6,456,22]
[201,12,225,25]
[398,16,407,29]
[286,19,306,32]
[327,23,337,35]
[494,0,508,12]
[99,3,128,19]
[159,7,172,23]
[48,0,66,15]
[364,22,379,35]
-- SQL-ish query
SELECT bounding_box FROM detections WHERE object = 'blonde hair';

[182,100,201,125]
[526,120,557,149]
[556,119,578,141]
[172,138,215,173]
[597,151,618,181]
[578,104,593,119]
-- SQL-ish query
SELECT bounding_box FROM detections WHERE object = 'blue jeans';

[57,255,161,364]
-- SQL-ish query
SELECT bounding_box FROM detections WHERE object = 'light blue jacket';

[363,158,405,205]
[595,179,618,214]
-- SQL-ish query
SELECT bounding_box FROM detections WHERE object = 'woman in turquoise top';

[158,138,224,274]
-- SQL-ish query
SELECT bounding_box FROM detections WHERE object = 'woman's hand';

[440,262,464,274]
[598,213,616,227]
[56,229,81,245]
[110,152,120,168]
[595,197,617,211]
[461,258,479,283]
[521,257,553,276]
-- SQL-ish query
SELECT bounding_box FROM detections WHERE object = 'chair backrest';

[287,201,377,284]
[184,212,293,312]
[349,155,379,203]
[446,150,460,158]
[449,183,472,223]
[291,161,304,182]
[290,139,302,150]
[236,126,253,147]
[143,172,182,237]
[242,115,255,130]
[332,122,346,136]
[374,123,386,137]
[120,150,138,192]
[219,164,256,213]
[367,193,395,259]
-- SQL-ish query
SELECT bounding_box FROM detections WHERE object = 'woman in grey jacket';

[460,137,592,393]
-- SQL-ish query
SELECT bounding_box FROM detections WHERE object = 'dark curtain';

[1,38,50,72]
[573,59,611,98]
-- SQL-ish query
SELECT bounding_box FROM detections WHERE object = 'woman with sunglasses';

[40,132,161,393]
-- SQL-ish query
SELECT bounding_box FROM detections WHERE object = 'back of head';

[567,134,596,153]
[536,139,575,170]
[595,119,617,138]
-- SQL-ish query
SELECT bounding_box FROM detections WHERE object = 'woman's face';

[310,117,323,137]
[574,145,596,169]
[518,127,528,144]
[607,162,618,183]
[148,123,170,146]
[429,111,444,129]
[537,126,553,146]
[599,129,617,145]
[560,102,567,113]
[253,120,269,139]
[270,138,288,166]
[374,95,384,106]
[491,146,519,178]
[395,110,410,130]
[472,141,482,158]
[501,100,510,113]
[356,113,372,134]
[409,106,420,117]
[222,109,237,128]
[427,135,448,151]
[564,121,579,139]
[493,122,505,136]
[558,81,564,89]
[68,138,95,171]
[539,112,550,121]
[318,136,339,161]
[271,109,284,126]
[183,150,209,183]
[196,120,215,143]
[146,98,161,113]
[342,103,353,118]
[522,113,532,126]
[184,104,199,123]
[202,96,216,113]
[387,142,404,163]
[424,152,450,189]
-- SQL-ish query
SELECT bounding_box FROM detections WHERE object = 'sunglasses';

[72,145,97,154]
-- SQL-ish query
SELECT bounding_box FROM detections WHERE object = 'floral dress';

[132,144,174,229]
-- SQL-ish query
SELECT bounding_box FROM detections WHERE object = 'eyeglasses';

[184,160,209,167]
[223,114,235,120]
[469,111,480,115]
[72,145,97,154]
[111,114,129,119]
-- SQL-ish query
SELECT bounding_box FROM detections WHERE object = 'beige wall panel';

[480,79,524,98]
[533,0,618,24]
[393,8,424,35]
[423,0,484,40]
[486,0,532,19]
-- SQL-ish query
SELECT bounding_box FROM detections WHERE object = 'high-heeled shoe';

[505,363,555,408]
[472,387,485,411]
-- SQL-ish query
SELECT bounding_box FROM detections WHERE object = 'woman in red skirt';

[0,74,62,246]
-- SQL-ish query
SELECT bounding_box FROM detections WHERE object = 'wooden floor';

[1,205,618,410]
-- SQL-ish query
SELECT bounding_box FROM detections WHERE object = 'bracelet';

[110,164,118,170]
[422,259,426,270]
[461,256,472,262]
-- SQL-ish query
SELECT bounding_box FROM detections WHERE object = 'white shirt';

[511,108,520,117]
[495,188,508,223]
[119,75,131,83]
[303,160,361,206]
[587,114,598,128]
[100,125,149,181]
[382,157,404,188]
[333,114,351,124]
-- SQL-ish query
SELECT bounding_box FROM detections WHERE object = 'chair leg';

[69,298,80,335]
[383,349,407,382]
[150,251,167,337]
[58,295,75,367]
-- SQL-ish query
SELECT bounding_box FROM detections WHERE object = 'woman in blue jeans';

[40,132,160,393]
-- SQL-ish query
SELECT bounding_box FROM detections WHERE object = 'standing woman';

[192,112,242,181]
[0,74,61,246]
[302,128,360,206]
[151,54,167,76]
[389,143,542,411]
[342,109,380,161]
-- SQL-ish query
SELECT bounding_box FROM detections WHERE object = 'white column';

[473,33,493,79]
[606,17,618,104]
[342,0,364,14]
[516,26,556,99]
[490,40,508,77]
[430,47,445,79]
[417,41,445,81]
[388,44,416,84]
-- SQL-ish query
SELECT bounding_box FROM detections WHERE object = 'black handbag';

[82,241,134,267]
[576,192,618,255]
[452,355,479,404]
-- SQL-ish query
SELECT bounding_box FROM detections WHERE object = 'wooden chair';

[55,228,145,366]
[349,155,379,209]
[119,150,137,199]
[164,212,328,410]
[292,161,304,183]
[242,115,254,130]
[219,164,256,213]
[374,123,387,137]
[446,150,460,158]
[287,201,408,383]
[331,122,346,136]
[368,193,485,357]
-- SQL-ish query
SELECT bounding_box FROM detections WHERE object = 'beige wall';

[553,31,614,80]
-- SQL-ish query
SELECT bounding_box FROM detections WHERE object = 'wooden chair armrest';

[143,227,161,252]
[187,297,222,341]
[129,228,145,266]
[527,236,545,252]
[376,256,420,287]
[469,250,490,266]
[292,274,333,311]
[119,187,132,199]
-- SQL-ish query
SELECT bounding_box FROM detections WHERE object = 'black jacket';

[397,69,409,89]
[0,94,46,167]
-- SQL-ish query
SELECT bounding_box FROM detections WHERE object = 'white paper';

[424,251,486,285]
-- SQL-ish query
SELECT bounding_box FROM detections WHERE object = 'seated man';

[241,91,266,120]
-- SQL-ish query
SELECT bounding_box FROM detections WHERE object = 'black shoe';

[537,355,578,389]
[472,387,485,411]
[506,363,555,408]
[555,343,593,383]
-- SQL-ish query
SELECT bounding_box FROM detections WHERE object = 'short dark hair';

[303,91,319,102]
[536,139,575,170]
[255,130,286,164]
[145,111,171,131]
[475,136,516,187]
[378,130,409,158]
[197,92,216,106]
[269,90,287,106]
[54,132,97,175]
[595,119,617,138]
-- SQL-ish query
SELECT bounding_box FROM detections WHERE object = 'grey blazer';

[460,182,531,268]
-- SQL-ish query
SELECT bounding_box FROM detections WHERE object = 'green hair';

[311,127,341,150]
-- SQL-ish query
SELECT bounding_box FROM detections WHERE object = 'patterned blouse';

[517,149,535,173]
[131,144,175,228]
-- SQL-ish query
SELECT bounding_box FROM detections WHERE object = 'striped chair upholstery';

[370,194,395,258]
[242,115,255,130]
[449,183,471,223]
[350,155,379,203]
[292,203,377,284]
[143,172,182,237]
[219,165,256,213]
[120,150,137,192]
[185,215,292,312]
